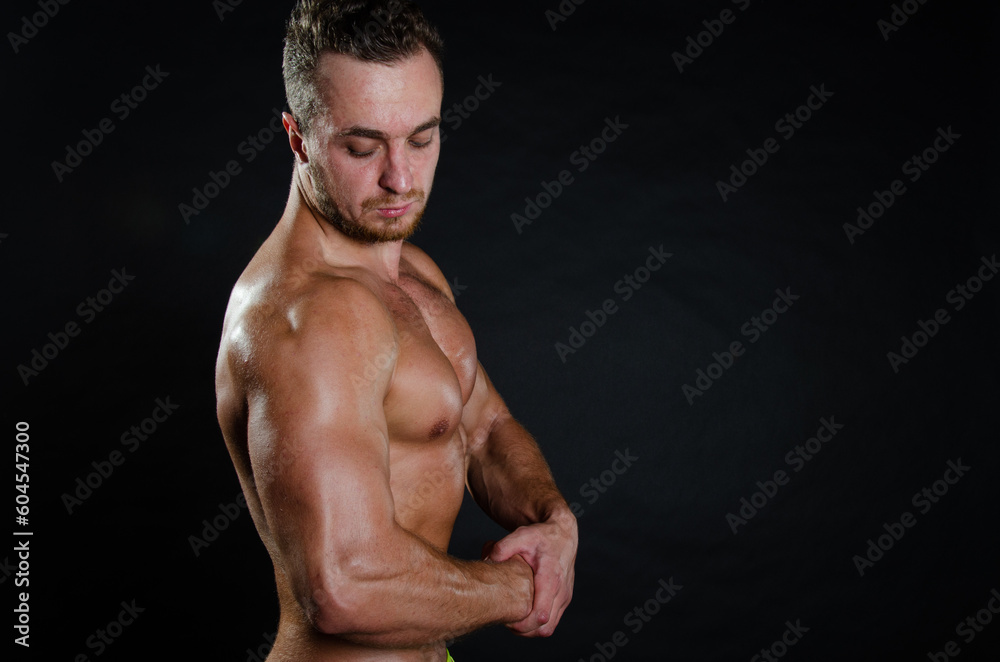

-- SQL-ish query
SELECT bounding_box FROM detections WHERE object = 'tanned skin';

[214,49,577,661]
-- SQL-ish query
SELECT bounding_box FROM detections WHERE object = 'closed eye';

[347,140,430,157]
[348,147,376,158]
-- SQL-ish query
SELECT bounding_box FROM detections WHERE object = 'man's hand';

[484,510,577,637]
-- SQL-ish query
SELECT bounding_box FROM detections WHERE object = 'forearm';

[467,413,572,530]
[312,524,532,647]
[461,382,578,638]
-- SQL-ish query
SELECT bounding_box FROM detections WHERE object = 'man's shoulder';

[275,273,396,353]
[297,271,388,314]
[224,271,396,382]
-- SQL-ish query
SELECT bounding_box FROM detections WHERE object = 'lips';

[375,203,412,218]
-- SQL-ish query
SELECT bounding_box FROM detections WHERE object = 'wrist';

[543,501,578,533]
[496,556,533,622]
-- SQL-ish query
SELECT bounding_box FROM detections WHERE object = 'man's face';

[303,48,443,244]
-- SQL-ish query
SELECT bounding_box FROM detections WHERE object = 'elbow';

[306,588,351,636]
[304,574,364,636]
[301,557,380,637]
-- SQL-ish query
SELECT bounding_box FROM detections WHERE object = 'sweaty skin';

[214,50,576,661]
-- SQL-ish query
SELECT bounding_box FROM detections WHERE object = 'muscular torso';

[215,240,478,661]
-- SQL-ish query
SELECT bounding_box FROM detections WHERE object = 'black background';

[5,1,999,661]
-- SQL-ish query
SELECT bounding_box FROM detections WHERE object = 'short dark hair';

[283,0,444,136]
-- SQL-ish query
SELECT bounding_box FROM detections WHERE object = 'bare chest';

[379,274,477,445]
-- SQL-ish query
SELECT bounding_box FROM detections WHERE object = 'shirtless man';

[214,2,577,659]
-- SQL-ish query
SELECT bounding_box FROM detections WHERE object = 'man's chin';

[339,208,425,244]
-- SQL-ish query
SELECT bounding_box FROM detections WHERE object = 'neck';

[278,169,405,283]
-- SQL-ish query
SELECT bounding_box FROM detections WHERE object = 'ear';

[283,112,309,163]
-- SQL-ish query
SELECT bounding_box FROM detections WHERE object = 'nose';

[378,142,413,195]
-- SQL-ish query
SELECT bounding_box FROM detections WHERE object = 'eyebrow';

[337,117,441,140]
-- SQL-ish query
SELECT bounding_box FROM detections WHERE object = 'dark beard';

[308,162,426,244]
